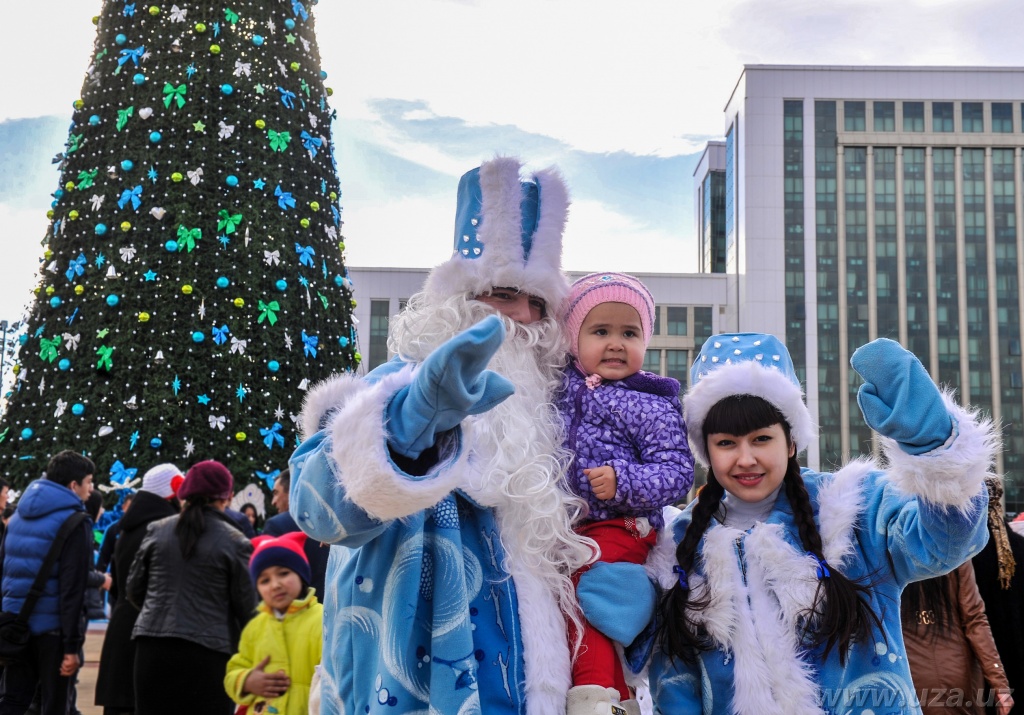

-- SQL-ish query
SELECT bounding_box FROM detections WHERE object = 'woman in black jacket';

[126,461,256,715]
[94,464,182,715]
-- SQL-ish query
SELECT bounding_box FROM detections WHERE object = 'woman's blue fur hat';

[423,156,571,312]
[685,333,816,467]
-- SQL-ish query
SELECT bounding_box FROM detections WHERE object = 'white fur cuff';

[881,391,1000,512]
[315,367,470,522]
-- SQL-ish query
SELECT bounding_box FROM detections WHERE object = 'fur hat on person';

[177,460,233,501]
[564,272,656,358]
[685,333,816,467]
[140,463,183,499]
[249,531,311,585]
[422,156,571,313]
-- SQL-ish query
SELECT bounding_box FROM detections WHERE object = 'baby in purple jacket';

[558,272,694,714]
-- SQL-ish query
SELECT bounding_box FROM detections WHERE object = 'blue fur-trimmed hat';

[423,156,571,312]
[685,333,816,467]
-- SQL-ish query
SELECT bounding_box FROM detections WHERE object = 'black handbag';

[0,510,88,665]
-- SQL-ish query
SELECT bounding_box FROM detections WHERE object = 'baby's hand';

[244,656,291,699]
[584,465,617,501]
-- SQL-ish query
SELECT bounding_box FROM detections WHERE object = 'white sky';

[1,0,1023,323]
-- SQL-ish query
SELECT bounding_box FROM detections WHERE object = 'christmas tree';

[0,0,358,491]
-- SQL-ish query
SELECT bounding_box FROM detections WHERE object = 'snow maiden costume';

[646,333,999,715]
[288,157,596,714]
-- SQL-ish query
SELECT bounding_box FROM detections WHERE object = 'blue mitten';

[386,316,515,459]
[577,562,656,646]
[850,338,952,454]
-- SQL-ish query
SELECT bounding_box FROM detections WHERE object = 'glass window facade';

[962,102,984,133]
[844,101,866,131]
[784,100,806,381]
[666,350,688,393]
[993,102,1014,133]
[667,306,687,336]
[643,349,661,374]
[903,102,925,132]
[845,146,871,455]
[903,148,929,364]
[963,148,991,410]
[933,102,954,132]
[368,299,391,370]
[815,101,841,466]
[702,172,727,273]
[933,148,960,389]
[874,148,898,339]
[652,306,661,335]
[873,102,895,132]
[725,126,736,266]
[693,306,713,355]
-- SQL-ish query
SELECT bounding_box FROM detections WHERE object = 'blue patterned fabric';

[290,430,528,715]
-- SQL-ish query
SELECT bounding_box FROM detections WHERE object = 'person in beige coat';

[903,560,1014,715]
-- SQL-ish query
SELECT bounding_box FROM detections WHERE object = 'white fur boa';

[879,391,998,513]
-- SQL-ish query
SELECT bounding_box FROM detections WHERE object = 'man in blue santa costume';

[290,157,634,714]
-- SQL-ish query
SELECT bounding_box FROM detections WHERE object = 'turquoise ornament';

[72,403,86,416]
[58,359,71,371]
[192,331,205,343]
[106,294,120,307]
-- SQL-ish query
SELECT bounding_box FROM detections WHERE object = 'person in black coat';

[972,477,1024,715]
[262,469,328,599]
[94,465,181,715]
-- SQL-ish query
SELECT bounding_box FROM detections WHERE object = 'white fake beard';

[390,292,595,638]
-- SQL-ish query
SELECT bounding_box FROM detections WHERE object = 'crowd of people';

[1,156,1023,715]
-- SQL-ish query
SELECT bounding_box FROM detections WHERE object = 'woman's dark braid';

[783,460,824,558]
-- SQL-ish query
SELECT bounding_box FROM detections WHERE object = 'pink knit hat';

[564,272,656,357]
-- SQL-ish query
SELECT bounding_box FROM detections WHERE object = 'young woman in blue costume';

[647,334,999,715]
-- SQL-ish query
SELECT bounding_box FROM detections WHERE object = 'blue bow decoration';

[65,253,87,282]
[275,185,296,210]
[672,565,689,589]
[256,469,280,490]
[117,45,146,66]
[123,3,136,16]
[292,0,309,20]
[301,330,318,358]
[118,185,143,211]
[331,205,340,226]
[212,325,230,345]
[810,552,831,579]
[109,460,139,487]
[261,422,286,449]
[277,86,297,110]
[295,243,315,267]
[300,131,322,157]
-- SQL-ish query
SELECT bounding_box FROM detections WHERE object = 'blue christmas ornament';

[18,335,27,345]
[216,276,230,289]
[333,275,343,287]
[72,403,85,416]
[275,279,287,291]
[121,159,134,171]
[49,297,62,308]
[58,359,71,371]
[192,331,205,343]
[133,73,146,85]
[165,240,178,252]
[95,223,108,235]
[268,360,280,372]
[20,428,33,440]
[320,70,327,79]
[54,188,64,199]
[106,294,120,307]
[115,34,127,45]
[226,175,238,187]
[284,18,295,29]
[221,84,234,95]
[150,437,163,448]
[89,115,101,126]
[252,35,264,45]
[149,131,162,143]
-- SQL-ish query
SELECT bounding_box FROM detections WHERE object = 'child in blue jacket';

[648,334,998,715]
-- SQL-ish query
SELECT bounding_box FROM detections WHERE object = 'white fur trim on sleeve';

[321,366,470,522]
[880,391,999,513]
[299,373,365,441]
[816,460,872,567]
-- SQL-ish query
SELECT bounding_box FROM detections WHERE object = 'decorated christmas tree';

[0,0,358,491]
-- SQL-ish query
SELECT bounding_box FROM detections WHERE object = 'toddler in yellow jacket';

[225,532,323,715]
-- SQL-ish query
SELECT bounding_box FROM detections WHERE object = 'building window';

[993,103,1013,133]
[368,300,391,370]
[844,101,866,131]
[903,102,925,132]
[962,102,984,133]
[666,350,688,392]
[873,101,895,131]
[666,306,687,336]
[933,102,954,132]
[398,299,408,312]
[652,306,661,335]
[693,306,713,354]
[643,349,661,374]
